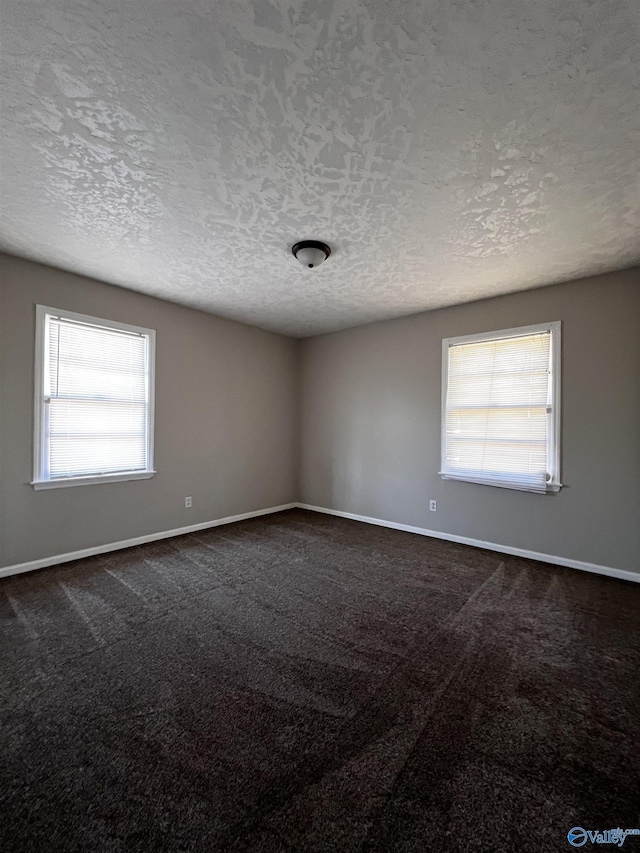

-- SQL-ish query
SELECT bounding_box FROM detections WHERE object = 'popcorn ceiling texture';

[1,0,639,337]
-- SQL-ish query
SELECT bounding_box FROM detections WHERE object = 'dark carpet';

[1,509,639,852]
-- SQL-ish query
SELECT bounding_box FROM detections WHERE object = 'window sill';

[31,471,156,490]
[440,473,562,494]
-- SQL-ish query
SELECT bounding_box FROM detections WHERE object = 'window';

[33,306,155,489]
[441,322,561,493]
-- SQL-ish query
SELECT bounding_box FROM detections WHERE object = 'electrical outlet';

[429,500,437,512]
[185,496,192,508]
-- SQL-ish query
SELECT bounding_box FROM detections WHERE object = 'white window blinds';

[441,324,560,493]
[37,311,154,482]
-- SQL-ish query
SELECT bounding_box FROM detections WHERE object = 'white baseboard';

[3,501,637,586]
[0,503,297,579]
[296,503,640,585]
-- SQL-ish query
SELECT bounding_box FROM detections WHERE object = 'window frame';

[32,305,156,490]
[440,321,561,494]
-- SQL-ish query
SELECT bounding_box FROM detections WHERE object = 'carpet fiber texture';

[1,509,639,852]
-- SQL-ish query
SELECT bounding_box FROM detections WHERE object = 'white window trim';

[440,321,562,494]
[32,305,156,490]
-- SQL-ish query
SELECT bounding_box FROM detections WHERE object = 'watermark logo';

[568,828,589,847]
[567,827,640,847]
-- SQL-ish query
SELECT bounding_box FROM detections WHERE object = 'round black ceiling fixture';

[291,240,331,269]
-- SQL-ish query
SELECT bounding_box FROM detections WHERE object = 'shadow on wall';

[329,390,426,519]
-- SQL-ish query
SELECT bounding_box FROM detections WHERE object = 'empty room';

[1,1,639,851]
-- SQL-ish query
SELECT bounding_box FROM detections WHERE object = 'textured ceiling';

[1,0,639,337]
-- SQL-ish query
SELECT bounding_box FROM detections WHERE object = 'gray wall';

[3,255,639,574]
[300,269,640,573]
[0,255,299,568]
